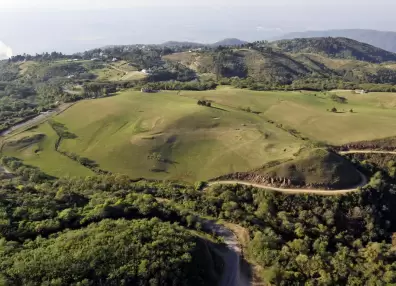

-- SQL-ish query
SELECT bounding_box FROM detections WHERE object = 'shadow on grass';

[211,106,229,112]
[150,168,169,173]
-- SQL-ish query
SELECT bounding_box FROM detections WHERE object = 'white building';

[355,89,367,94]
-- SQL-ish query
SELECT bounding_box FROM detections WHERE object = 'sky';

[0,0,331,9]
[0,0,396,57]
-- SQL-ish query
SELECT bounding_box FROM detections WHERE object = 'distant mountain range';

[160,38,247,48]
[276,29,396,53]
[211,38,248,47]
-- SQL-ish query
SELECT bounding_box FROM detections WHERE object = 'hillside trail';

[208,150,396,195]
[208,170,367,196]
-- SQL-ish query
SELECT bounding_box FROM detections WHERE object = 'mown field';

[4,87,396,181]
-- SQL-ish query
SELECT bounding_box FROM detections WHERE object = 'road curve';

[0,111,56,137]
[207,149,396,195]
[208,171,368,196]
[340,150,396,155]
[203,221,249,286]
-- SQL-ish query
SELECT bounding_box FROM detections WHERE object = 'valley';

[3,34,396,286]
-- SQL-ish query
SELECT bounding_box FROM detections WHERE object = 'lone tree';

[197,100,212,107]
[350,109,354,113]
[331,107,338,113]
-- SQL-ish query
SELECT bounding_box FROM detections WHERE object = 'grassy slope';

[91,61,147,81]
[4,89,300,181]
[183,87,396,145]
[6,87,396,181]
[256,149,361,188]
[164,49,313,81]
[54,90,299,182]
[163,52,215,74]
[3,123,94,177]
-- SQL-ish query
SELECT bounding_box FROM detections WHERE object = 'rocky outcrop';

[210,172,340,190]
[336,139,396,152]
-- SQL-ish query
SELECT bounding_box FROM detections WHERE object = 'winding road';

[340,150,396,155]
[208,150,396,196]
[0,111,56,137]
[208,150,391,196]
[210,150,396,285]
[0,103,75,138]
[208,171,367,196]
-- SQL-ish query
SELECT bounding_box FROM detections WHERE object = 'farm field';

[4,86,396,181]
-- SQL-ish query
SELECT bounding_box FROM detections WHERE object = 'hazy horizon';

[1,0,396,57]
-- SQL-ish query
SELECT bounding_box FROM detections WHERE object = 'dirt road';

[0,103,75,138]
[204,221,250,286]
[340,150,396,155]
[208,170,368,196]
[0,111,56,137]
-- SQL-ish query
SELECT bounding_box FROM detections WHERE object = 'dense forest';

[0,158,223,285]
[1,153,396,284]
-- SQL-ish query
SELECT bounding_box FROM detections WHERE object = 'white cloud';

[0,41,12,59]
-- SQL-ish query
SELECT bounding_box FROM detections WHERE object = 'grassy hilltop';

[5,86,396,182]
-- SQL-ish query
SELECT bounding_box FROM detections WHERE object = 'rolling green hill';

[5,87,396,181]
[2,88,303,181]
[214,148,362,189]
[256,149,361,189]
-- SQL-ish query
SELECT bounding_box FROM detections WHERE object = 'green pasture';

[5,86,396,181]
